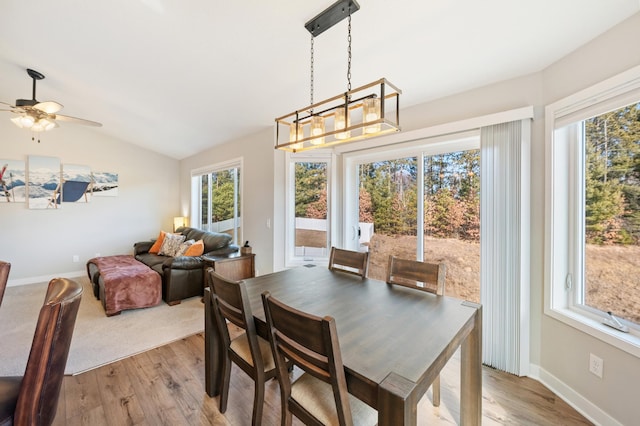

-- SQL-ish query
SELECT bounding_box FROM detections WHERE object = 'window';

[191,159,242,245]
[344,134,480,302]
[545,66,640,355]
[285,152,332,265]
[583,106,640,324]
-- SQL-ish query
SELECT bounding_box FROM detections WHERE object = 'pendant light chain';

[310,34,315,112]
[275,1,402,152]
[347,12,352,93]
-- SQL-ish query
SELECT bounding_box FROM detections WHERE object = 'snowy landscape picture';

[92,171,118,196]
[0,159,26,203]
[28,155,61,209]
[63,163,92,203]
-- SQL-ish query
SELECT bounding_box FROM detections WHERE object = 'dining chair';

[386,255,446,406]
[262,291,377,426]
[328,246,369,278]
[0,260,9,308]
[208,268,277,426]
[0,277,83,426]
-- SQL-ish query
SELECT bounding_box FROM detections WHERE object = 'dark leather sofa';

[134,226,239,305]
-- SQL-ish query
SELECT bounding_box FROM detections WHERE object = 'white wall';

[0,119,179,285]
[178,130,275,277]
[537,12,640,426]
[177,12,640,425]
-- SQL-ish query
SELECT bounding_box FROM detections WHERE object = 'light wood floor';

[52,330,593,425]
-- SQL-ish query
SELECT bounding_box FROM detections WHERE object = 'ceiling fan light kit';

[1,68,102,141]
[274,0,401,153]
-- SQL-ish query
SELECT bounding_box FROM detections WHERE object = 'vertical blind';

[480,119,531,375]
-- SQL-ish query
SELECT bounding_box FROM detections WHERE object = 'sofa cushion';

[159,233,186,256]
[175,239,195,256]
[184,239,205,256]
[180,228,232,253]
[149,231,166,254]
[135,252,168,268]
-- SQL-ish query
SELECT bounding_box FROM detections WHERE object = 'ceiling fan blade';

[0,100,17,108]
[55,114,102,127]
[34,101,63,114]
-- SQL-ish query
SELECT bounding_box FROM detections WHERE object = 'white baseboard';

[7,270,86,287]
[528,363,622,426]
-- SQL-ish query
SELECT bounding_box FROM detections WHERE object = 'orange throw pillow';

[184,239,204,256]
[149,231,166,254]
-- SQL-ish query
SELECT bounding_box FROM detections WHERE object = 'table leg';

[204,287,223,396]
[378,372,418,426]
[460,304,482,425]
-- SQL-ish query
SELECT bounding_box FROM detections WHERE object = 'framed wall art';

[92,171,118,196]
[28,155,61,209]
[0,159,26,203]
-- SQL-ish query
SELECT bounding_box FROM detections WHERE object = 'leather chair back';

[0,278,83,426]
[0,261,9,308]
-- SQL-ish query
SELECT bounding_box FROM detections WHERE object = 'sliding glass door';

[347,135,480,302]
[423,150,480,302]
[358,158,418,279]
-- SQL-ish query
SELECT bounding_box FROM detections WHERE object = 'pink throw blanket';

[88,255,161,316]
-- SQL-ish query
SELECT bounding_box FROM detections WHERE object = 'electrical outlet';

[589,353,603,378]
[72,255,80,263]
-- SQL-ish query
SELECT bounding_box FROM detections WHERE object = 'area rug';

[0,275,204,375]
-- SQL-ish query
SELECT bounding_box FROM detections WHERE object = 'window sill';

[545,307,640,358]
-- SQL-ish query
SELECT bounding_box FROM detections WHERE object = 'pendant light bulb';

[363,97,381,134]
[334,107,350,139]
[310,115,325,145]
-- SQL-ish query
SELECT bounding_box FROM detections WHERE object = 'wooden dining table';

[204,265,482,426]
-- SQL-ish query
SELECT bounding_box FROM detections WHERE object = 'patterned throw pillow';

[175,239,195,257]
[158,233,186,257]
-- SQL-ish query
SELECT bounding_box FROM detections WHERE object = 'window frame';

[284,150,335,268]
[544,65,640,357]
[190,157,243,246]
[342,131,480,256]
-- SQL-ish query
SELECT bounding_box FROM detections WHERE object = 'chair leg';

[432,374,441,407]
[278,380,292,426]
[252,375,265,426]
[281,405,292,426]
[219,352,232,413]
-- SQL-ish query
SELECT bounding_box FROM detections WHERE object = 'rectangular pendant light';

[274,0,401,152]
[275,78,401,152]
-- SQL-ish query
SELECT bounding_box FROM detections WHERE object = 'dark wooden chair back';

[0,260,9,308]
[386,256,446,295]
[328,247,369,278]
[262,291,376,426]
[209,269,254,337]
[386,255,446,407]
[0,277,83,426]
[208,268,275,425]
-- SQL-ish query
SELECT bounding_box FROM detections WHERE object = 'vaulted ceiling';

[1,1,638,159]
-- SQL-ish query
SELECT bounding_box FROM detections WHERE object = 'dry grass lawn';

[297,230,640,323]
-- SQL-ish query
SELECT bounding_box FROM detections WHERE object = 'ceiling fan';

[0,68,102,139]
